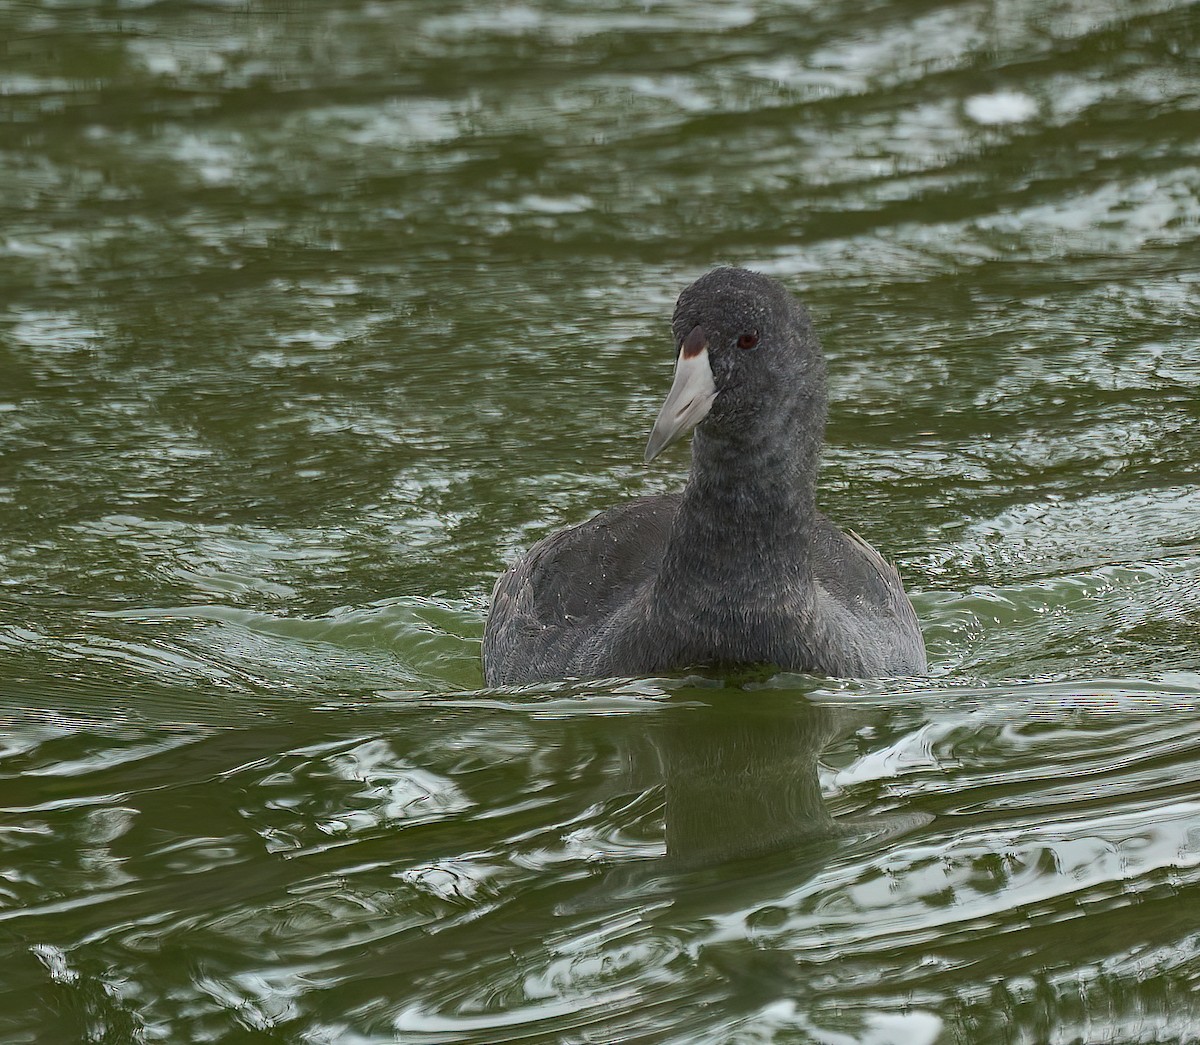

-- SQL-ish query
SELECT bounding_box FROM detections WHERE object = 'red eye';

[737,331,759,350]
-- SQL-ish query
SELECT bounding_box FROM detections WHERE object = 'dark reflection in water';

[567,687,932,926]
[662,691,851,869]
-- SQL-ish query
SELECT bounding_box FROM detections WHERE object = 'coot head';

[645,268,825,462]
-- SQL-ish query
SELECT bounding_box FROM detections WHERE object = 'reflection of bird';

[484,268,926,686]
[660,687,845,870]
[558,687,931,918]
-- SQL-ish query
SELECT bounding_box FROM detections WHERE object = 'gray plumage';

[483,268,926,686]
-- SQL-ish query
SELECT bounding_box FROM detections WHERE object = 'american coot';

[483,268,926,686]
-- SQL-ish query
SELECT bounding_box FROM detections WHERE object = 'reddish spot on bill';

[681,325,707,359]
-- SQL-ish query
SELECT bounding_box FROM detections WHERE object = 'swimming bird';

[482,268,926,686]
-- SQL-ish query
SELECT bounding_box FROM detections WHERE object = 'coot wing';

[483,493,682,685]
[811,518,926,674]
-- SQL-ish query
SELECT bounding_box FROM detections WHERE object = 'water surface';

[2,1,1199,1041]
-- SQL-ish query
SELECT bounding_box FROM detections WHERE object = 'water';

[2,0,1199,1041]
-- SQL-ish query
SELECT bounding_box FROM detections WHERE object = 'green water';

[2,0,1199,1041]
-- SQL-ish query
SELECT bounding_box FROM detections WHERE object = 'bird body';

[483,269,926,686]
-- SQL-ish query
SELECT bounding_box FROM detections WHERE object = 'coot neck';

[652,393,826,602]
